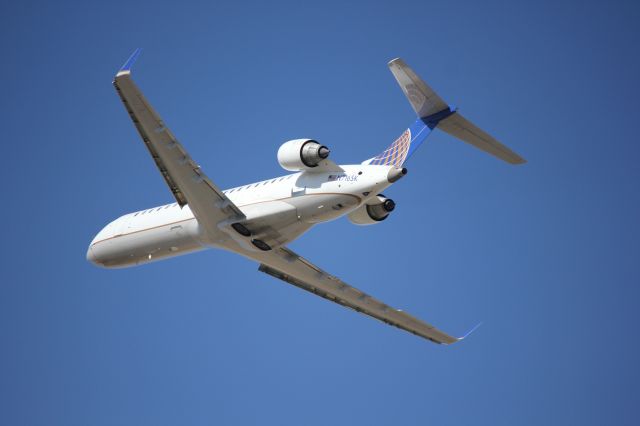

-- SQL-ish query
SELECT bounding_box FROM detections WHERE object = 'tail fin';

[388,58,449,118]
[364,58,525,166]
[362,117,438,167]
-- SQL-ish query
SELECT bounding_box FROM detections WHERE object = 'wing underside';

[112,49,244,237]
[250,246,465,344]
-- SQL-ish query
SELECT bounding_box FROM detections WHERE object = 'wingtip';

[117,48,142,76]
[458,322,483,341]
[387,57,404,67]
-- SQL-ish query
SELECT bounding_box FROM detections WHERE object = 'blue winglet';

[118,48,142,74]
[459,322,483,341]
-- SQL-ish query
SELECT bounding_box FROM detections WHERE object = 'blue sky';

[1,0,639,424]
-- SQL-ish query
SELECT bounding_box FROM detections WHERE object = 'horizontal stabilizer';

[438,113,526,164]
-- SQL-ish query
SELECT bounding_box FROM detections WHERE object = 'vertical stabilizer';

[388,58,448,118]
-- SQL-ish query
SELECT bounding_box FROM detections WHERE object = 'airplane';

[87,49,525,344]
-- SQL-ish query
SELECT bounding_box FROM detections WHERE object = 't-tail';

[363,58,525,167]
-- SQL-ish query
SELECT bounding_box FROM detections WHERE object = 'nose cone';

[86,245,101,266]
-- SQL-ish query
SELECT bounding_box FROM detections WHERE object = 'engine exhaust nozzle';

[318,146,330,159]
[387,167,408,183]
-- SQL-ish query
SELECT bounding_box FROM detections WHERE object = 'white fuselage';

[88,164,397,268]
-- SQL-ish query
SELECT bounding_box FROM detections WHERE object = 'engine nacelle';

[348,195,396,225]
[277,139,330,171]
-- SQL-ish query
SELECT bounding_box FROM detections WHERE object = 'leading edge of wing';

[255,247,475,345]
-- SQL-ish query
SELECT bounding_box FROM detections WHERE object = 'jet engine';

[348,195,396,225]
[277,139,330,171]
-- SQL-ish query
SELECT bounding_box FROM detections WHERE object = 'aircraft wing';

[112,49,244,236]
[250,246,473,344]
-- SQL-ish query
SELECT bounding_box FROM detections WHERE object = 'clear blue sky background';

[1,0,639,424]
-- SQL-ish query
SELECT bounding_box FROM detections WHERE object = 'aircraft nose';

[86,245,98,265]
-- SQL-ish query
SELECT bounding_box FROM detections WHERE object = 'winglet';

[458,322,483,341]
[117,48,142,76]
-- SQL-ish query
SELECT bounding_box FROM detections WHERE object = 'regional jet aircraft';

[87,49,525,344]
